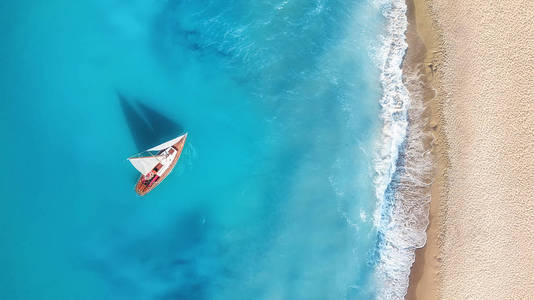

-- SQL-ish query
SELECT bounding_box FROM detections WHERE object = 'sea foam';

[371,0,433,299]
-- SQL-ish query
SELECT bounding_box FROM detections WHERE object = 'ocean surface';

[0,0,424,299]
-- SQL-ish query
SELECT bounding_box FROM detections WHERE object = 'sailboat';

[128,133,187,196]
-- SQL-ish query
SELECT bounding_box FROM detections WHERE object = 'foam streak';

[371,0,432,299]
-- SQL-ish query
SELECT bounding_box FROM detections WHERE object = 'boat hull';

[134,135,187,196]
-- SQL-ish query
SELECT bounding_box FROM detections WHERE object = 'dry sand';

[404,0,534,299]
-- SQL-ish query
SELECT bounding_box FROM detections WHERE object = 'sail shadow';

[136,101,184,146]
[118,93,184,152]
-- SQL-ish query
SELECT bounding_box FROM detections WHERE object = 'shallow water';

[0,0,418,299]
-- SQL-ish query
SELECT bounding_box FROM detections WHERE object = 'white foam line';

[370,0,433,299]
[372,0,410,228]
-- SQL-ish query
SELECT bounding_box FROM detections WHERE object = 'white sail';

[128,155,164,175]
[146,133,187,152]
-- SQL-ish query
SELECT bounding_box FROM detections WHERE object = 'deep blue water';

[0,0,416,299]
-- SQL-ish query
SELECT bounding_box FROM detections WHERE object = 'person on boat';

[148,169,160,187]
[143,169,157,185]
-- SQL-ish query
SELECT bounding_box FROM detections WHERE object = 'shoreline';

[372,1,436,298]
[403,0,443,299]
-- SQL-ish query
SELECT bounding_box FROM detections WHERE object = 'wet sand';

[403,0,442,299]
[404,0,534,299]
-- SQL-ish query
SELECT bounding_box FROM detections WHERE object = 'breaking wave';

[371,0,433,299]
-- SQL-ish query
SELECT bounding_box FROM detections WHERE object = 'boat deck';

[134,136,186,196]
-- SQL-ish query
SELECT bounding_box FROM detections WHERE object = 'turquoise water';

[0,0,417,299]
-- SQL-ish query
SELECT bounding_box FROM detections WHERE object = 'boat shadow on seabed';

[118,92,185,153]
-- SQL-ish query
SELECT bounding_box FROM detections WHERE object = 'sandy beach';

[405,0,534,299]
